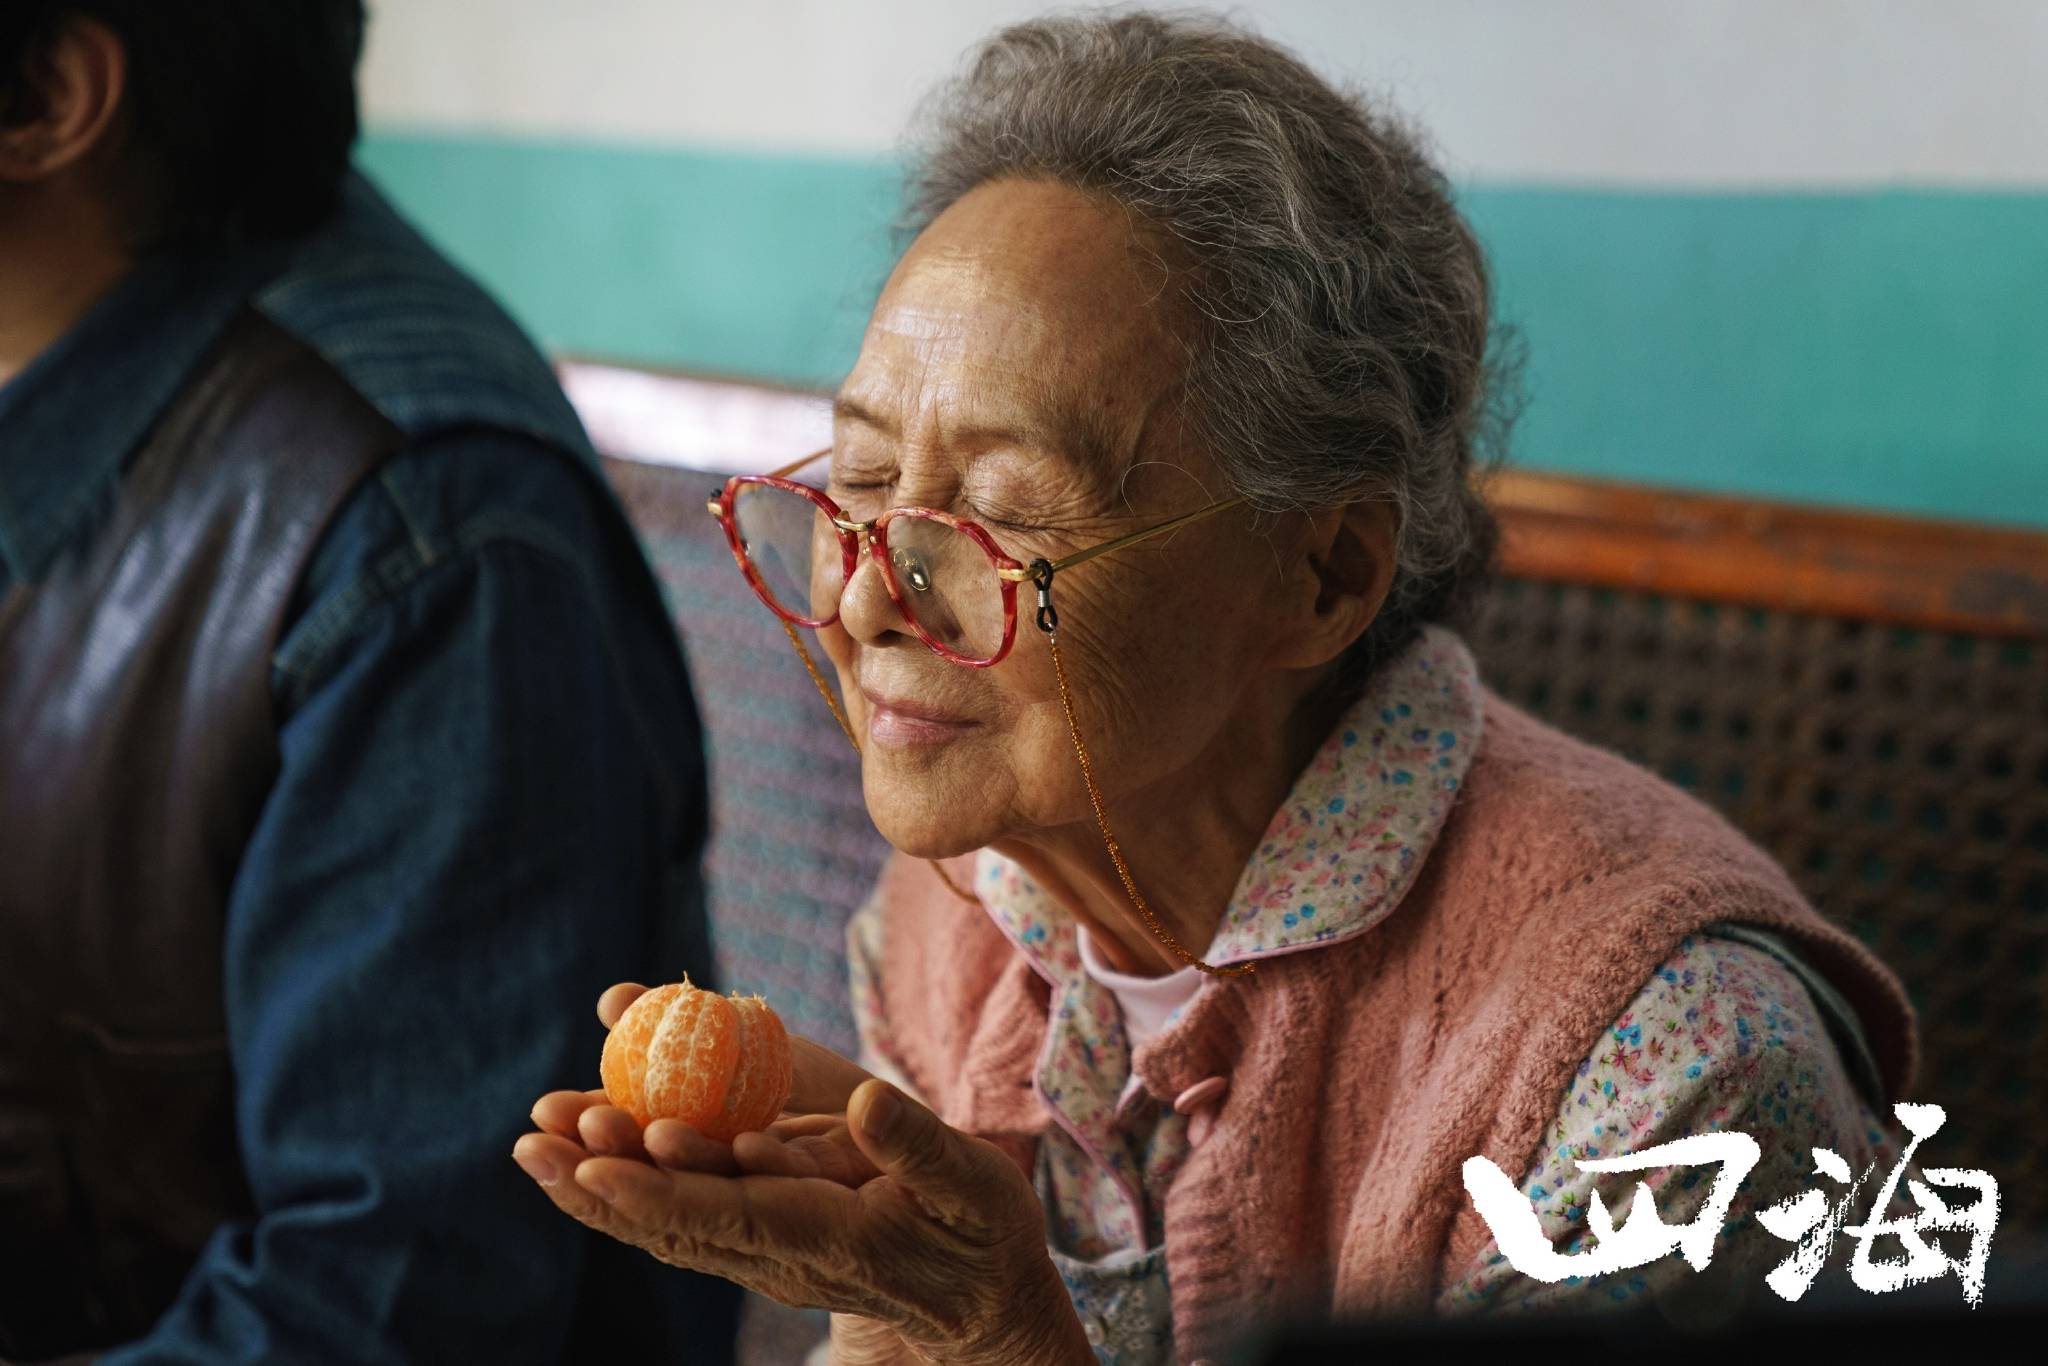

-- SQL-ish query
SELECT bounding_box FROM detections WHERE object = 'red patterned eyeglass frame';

[706,445,1245,667]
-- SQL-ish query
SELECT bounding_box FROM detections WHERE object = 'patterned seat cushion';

[602,455,885,1061]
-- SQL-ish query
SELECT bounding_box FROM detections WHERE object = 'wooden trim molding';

[560,358,2048,639]
[1488,468,2048,638]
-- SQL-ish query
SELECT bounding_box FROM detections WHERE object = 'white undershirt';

[1075,924,1206,1058]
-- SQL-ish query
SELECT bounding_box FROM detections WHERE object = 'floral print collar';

[974,623,1485,977]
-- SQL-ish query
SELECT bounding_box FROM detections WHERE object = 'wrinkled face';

[817,177,1300,858]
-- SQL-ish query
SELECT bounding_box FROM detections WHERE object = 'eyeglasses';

[706,444,1255,979]
[706,446,1245,668]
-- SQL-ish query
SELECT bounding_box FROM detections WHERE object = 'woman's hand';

[516,984,1092,1364]
[517,1076,1088,1364]
[529,1093,886,1187]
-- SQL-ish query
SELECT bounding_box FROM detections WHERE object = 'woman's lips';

[860,690,978,747]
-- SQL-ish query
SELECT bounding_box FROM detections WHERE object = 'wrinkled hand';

[515,984,1090,1365]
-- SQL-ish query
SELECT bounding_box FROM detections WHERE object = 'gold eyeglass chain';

[1028,562,1251,978]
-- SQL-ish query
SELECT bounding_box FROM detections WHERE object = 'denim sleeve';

[97,432,735,1364]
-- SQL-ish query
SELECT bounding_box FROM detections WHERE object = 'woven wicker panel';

[1468,578,2048,1227]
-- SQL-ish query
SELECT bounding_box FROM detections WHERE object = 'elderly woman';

[515,12,1917,1363]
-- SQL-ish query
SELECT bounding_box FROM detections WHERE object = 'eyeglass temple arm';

[768,445,833,479]
[994,495,1247,582]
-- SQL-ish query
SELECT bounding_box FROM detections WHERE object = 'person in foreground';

[518,12,1919,1362]
[0,2,738,1361]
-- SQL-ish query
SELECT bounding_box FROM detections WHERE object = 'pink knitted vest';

[868,690,1918,1360]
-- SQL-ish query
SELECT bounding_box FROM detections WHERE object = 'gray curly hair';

[897,8,1519,696]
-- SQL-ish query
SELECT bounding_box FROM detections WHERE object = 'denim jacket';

[0,171,737,1364]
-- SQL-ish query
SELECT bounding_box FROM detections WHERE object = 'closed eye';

[978,514,1046,533]
[833,484,1040,532]
[828,479,892,515]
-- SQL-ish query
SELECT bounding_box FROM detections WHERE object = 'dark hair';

[1,0,367,247]
[902,10,1521,700]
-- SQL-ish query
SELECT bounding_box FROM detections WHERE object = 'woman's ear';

[0,16,127,183]
[1269,498,1397,671]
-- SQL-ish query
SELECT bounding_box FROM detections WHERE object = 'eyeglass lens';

[729,482,1009,662]
[730,482,843,622]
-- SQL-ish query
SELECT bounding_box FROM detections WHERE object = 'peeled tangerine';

[600,978,793,1142]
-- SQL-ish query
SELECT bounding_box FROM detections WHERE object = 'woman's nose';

[837,542,913,645]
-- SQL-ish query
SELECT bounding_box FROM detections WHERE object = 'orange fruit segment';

[599,981,677,1124]
[707,994,792,1141]
[599,977,793,1138]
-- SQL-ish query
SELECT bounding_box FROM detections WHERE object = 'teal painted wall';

[358,132,2048,527]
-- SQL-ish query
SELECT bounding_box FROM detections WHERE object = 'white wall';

[360,0,2048,187]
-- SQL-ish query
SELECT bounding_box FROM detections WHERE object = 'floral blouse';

[842,626,1894,1360]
